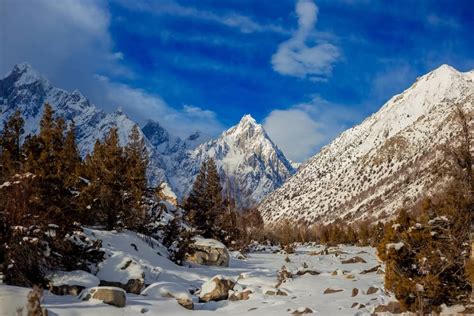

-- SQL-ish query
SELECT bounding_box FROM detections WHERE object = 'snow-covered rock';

[187,237,230,267]
[79,286,126,308]
[47,270,99,296]
[259,64,474,224]
[199,275,236,302]
[141,282,194,309]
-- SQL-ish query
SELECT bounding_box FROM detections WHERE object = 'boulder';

[100,278,144,295]
[176,297,194,310]
[341,256,367,264]
[47,270,100,296]
[360,265,381,274]
[229,289,252,301]
[265,289,288,296]
[141,282,195,310]
[80,287,126,308]
[199,275,235,302]
[351,288,359,297]
[292,307,314,314]
[366,286,379,295]
[323,288,343,294]
[374,301,402,314]
[187,237,230,267]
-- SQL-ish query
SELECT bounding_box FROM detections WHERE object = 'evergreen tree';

[0,110,25,180]
[124,125,149,228]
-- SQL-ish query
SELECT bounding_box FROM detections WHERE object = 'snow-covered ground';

[0,229,394,315]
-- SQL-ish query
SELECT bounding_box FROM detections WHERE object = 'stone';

[177,297,194,310]
[366,286,379,295]
[341,256,367,264]
[351,302,358,308]
[199,275,235,302]
[229,289,252,301]
[187,237,230,267]
[46,270,100,296]
[292,307,314,314]
[296,270,320,276]
[80,287,126,308]
[374,301,402,314]
[100,278,144,294]
[351,288,359,297]
[323,288,343,294]
[360,265,381,274]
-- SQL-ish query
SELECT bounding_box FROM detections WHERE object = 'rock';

[80,287,126,308]
[351,302,358,308]
[199,275,235,302]
[47,270,100,296]
[360,265,381,274]
[177,297,194,310]
[366,286,379,295]
[376,268,385,274]
[341,256,367,264]
[141,282,194,310]
[100,278,144,294]
[229,289,252,301]
[351,288,359,297]
[358,304,366,309]
[296,270,320,276]
[266,289,288,296]
[187,237,230,267]
[292,307,314,314]
[374,301,402,314]
[323,288,343,294]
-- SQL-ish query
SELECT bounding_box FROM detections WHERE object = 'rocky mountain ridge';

[259,64,474,224]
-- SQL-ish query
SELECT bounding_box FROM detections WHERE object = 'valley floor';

[0,230,394,316]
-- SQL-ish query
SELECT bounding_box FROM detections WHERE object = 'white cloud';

[115,0,288,35]
[264,109,324,162]
[264,96,364,162]
[0,0,224,138]
[96,76,224,138]
[271,0,340,81]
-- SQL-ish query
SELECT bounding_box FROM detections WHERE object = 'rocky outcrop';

[80,287,126,308]
[199,275,236,302]
[46,270,100,296]
[187,237,230,267]
[100,278,144,295]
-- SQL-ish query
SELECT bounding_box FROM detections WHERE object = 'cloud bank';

[264,97,363,162]
[271,0,340,81]
[0,0,223,138]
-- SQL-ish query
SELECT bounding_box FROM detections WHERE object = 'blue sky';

[1,0,473,161]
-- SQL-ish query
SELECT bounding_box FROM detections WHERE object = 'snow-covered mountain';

[0,63,295,204]
[0,63,169,184]
[259,64,474,224]
[163,115,296,205]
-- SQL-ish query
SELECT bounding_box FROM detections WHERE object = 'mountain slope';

[1,63,295,204]
[259,64,474,224]
[144,115,296,205]
[0,63,167,183]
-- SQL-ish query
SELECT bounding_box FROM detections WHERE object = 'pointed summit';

[239,114,257,125]
[6,63,48,87]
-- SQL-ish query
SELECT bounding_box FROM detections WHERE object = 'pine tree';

[124,125,148,228]
[0,110,25,180]
[184,160,209,232]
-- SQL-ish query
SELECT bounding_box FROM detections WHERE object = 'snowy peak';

[259,64,474,224]
[1,63,295,206]
[4,63,49,89]
[142,120,170,148]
